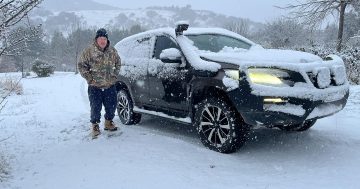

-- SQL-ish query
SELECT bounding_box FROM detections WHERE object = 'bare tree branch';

[277,0,357,52]
[2,25,42,56]
[0,0,15,10]
[224,19,250,38]
[1,0,42,29]
[0,133,14,142]
[0,100,7,112]
[0,0,43,57]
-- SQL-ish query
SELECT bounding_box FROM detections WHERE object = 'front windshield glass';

[186,34,252,53]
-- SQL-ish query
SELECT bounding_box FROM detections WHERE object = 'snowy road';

[1,72,359,189]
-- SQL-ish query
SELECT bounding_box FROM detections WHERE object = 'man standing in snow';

[78,28,121,138]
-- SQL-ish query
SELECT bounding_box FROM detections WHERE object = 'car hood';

[199,48,323,65]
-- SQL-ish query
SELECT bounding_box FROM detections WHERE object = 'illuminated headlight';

[248,68,291,87]
[225,69,240,80]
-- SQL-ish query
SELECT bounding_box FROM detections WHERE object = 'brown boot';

[92,123,101,138]
[104,120,118,131]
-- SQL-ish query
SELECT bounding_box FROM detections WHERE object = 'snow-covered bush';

[31,60,55,77]
[339,47,360,84]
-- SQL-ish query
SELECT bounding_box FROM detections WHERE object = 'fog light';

[263,98,287,103]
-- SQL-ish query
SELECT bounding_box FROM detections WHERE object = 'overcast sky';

[93,0,295,23]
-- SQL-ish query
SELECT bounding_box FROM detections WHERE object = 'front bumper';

[228,84,349,127]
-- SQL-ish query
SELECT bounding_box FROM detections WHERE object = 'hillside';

[41,0,118,11]
[31,3,263,36]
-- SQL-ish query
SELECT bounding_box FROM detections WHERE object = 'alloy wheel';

[117,92,130,122]
[199,105,231,147]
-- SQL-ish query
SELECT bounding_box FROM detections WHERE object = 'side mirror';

[160,48,182,64]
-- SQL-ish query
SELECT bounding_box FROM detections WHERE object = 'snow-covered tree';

[260,18,310,49]
[322,24,338,47]
[279,0,358,52]
[13,26,46,77]
[0,0,43,56]
[225,19,250,38]
[1,0,43,116]
[354,0,360,13]
[344,11,360,40]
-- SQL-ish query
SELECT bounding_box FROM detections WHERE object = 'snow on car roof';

[118,27,174,44]
[184,28,256,46]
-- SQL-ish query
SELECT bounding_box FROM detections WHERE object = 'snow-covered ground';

[0,72,359,189]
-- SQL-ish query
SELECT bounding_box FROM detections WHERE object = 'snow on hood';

[199,47,323,66]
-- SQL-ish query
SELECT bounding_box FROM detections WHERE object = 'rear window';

[119,36,153,58]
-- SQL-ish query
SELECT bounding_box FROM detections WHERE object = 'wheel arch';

[115,81,137,108]
[191,85,239,121]
[115,81,129,92]
[192,86,230,105]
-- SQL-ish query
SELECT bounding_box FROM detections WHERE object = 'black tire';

[116,89,141,125]
[277,119,317,132]
[194,97,249,153]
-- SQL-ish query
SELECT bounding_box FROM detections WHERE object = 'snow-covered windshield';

[186,34,252,53]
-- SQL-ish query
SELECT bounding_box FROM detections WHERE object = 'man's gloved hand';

[89,79,96,86]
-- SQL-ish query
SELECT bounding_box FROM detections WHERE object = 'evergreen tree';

[49,31,70,70]
[67,28,94,73]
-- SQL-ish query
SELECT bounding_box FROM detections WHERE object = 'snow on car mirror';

[160,48,182,63]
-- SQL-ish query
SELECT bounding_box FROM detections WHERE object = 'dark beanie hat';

[95,28,108,39]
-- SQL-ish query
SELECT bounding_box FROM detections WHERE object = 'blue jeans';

[88,85,117,124]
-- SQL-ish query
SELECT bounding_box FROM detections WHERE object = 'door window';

[153,36,179,59]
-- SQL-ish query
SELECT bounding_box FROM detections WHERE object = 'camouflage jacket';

[78,41,121,89]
